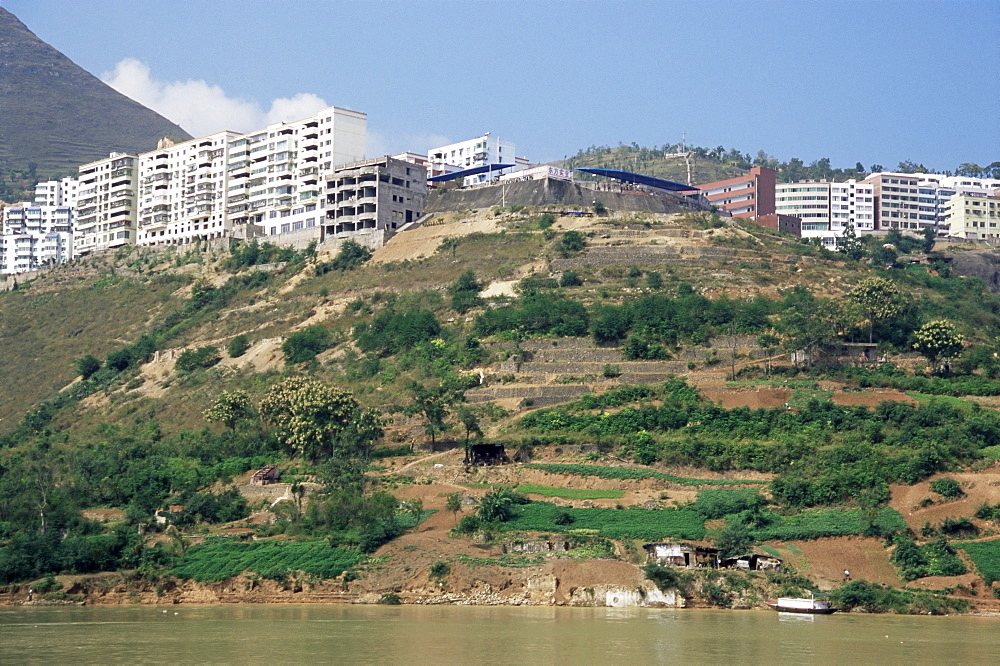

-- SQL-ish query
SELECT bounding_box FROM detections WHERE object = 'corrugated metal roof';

[428,163,516,182]
[575,168,699,192]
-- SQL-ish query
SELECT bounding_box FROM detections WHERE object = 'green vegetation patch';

[954,538,1000,584]
[506,502,706,541]
[526,463,766,487]
[787,389,833,409]
[515,483,624,500]
[980,445,1000,461]
[456,554,544,568]
[750,507,907,541]
[170,539,365,582]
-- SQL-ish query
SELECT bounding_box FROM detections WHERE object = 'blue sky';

[4,0,997,173]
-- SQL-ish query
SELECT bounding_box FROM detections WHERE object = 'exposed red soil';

[889,471,1000,531]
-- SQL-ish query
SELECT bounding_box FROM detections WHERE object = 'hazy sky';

[4,0,997,172]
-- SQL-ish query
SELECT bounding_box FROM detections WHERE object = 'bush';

[557,231,586,255]
[74,355,102,379]
[930,478,964,499]
[175,346,221,373]
[282,325,332,364]
[227,334,250,358]
[378,592,402,605]
[429,561,450,580]
[560,270,583,287]
[315,239,372,274]
[643,564,679,591]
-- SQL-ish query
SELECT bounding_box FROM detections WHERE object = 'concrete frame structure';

[696,166,775,219]
[775,179,874,247]
[324,156,427,240]
[74,152,138,256]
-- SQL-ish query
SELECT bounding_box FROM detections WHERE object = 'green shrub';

[379,592,402,605]
[643,564,679,591]
[282,325,332,364]
[690,489,766,519]
[227,334,250,358]
[175,346,221,373]
[74,355,102,379]
[557,231,586,255]
[929,478,964,499]
[315,239,372,274]
[429,561,450,580]
[560,270,583,287]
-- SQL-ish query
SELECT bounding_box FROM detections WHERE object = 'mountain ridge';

[0,7,191,184]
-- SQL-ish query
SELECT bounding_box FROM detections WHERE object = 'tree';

[282,325,332,364]
[556,230,586,256]
[837,223,863,261]
[921,226,936,253]
[455,405,483,459]
[713,518,755,559]
[74,355,101,379]
[227,334,250,358]
[438,237,461,259]
[405,379,467,448]
[260,377,380,462]
[449,270,483,313]
[204,390,256,431]
[445,492,463,525]
[848,277,905,344]
[757,332,781,375]
[912,319,964,371]
[778,287,839,367]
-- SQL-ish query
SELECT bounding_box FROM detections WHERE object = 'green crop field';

[955,539,1000,584]
[506,502,706,541]
[515,483,624,500]
[750,507,907,541]
[170,540,365,582]
[526,463,766,487]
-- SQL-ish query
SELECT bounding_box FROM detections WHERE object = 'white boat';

[765,596,837,614]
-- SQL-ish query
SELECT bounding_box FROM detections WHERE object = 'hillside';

[1,209,1000,613]
[0,8,191,192]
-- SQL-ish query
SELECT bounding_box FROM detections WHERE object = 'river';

[2,605,998,663]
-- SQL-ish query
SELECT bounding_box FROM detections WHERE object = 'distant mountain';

[0,8,191,183]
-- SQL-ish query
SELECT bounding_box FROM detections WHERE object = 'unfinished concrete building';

[324,156,426,240]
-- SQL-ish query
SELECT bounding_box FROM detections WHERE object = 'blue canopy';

[575,168,698,192]
[428,163,516,182]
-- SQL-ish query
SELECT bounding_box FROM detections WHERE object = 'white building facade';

[428,134,528,185]
[774,179,874,247]
[33,177,79,207]
[74,153,138,256]
[135,106,367,246]
[1,202,75,273]
[945,192,1000,241]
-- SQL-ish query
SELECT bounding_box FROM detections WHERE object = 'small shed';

[250,464,280,486]
[720,553,783,571]
[643,542,719,568]
[464,444,510,467]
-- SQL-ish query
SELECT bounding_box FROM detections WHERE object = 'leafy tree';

[912,320,964,369]
[405,379,466,448]
[445,492,463,525]
[592,200,607,215]
[227,334,250,358]
[560,270,583,287]
[848,277,905,343]
[204,390,256,430]
[646,271,663,290]
[105,348,135,372]
[316,239,372,273]
[757,332,780,375]
[837,223,863,260]
[778,287,839,366]
[449,270,483,313]
[477,488,528,523]
[282,325,332,364]
[260,377,382,462]
[456,405,483,456]
[556,230,586,256]
[175,346,221,373]
[438,237,461,259]
[921,226,936,253]
[713,518,755,559]
[74,355,101,379]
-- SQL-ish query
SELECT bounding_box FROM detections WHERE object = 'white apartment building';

[136,131,240,246]
[136,106,367,245]
[428,134,528,185]
[33,177,79,207]
[74,153,138,256]
[864,172,1000,233]
[1,202,75,273]
[775,180,874,247]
